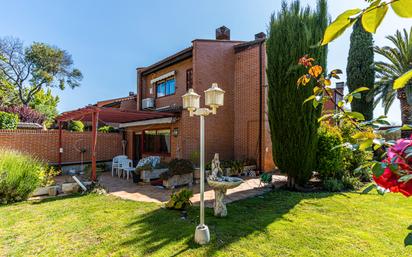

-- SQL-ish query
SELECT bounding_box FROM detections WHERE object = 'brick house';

[119,26,340,172]
[95,92,137,110]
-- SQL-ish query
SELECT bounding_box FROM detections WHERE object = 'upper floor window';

[156,78,175,98]
[186,69,193,90]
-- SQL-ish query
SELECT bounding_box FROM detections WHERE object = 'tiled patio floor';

[99,172,287,207]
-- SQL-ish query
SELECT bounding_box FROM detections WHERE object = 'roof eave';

[140,47,193,76]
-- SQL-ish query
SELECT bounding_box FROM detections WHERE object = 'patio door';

[134,132,142,162]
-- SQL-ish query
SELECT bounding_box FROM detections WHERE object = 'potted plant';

[243,158,257,175]
[165,188,193,213]
[136,163,153,183]
[161,159,194,189]
[220,160,232,176]
[230,160,244,176]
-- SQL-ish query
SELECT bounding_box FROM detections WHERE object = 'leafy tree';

[321,0,412,90]
[0,37,82,106]
[346,20,375,121]
[68,120,84,132]
[30,89,59,127]
[374,28,412,126]
[0,72,18,106]
[266,0,328,188]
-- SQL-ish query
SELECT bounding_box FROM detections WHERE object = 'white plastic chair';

[119,159,134,180]
[111,155,128,177]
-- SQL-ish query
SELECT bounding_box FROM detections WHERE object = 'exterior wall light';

[181,83,225,245]
[173,128,179,137]
[182,88,200,117]
[204,83,225,114]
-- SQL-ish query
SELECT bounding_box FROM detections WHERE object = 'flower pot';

[48,186,58,196]
[62,183,79,194]
[32,187,49,196]
[140,168,168,183]
[194,168,201,179]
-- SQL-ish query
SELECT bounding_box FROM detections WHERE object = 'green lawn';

[1,189,412,257]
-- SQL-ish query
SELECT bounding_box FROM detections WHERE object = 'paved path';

[99,173,287,207]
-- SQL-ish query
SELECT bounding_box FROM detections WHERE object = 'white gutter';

[150,70,176,84]
[119,117,175,128]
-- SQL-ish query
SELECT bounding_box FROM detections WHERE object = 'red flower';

[373,138,412,197]
[373,167,400,193]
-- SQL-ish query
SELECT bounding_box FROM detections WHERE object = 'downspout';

[137,69,143,110]
[258,40,264,174]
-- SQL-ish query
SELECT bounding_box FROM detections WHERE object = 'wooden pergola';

[56,106,175,181]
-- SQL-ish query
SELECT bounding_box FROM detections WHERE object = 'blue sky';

[0,0,410,124]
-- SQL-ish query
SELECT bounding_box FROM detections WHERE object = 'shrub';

[98,125,115,133]
[341,175,362,190]
[168,159,194,175]
[0,149,47,203]
[189,151,200,167]
[323,178,344,192]
[165,188,193,210]
[40,166,60,186]
[161,159,194,180]
[316,123,345,180]
[266,0,328,188]
[229,160,244,176]
[0,105,45,124]
[340,121,373,180]
[0,111,19,129]
[68,120,84,132]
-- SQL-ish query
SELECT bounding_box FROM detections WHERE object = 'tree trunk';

[397,88,412,138]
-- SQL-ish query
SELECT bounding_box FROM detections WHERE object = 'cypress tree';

[346,20,375,120]
[266,0,328,188]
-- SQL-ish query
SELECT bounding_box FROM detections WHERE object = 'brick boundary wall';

[0,129,123,164]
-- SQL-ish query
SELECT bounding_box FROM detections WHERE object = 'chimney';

[216,26,230,40]
[335,82,345,102]
[336,82,344,90]
[255,32,266,40]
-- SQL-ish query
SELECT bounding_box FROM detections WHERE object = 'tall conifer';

[266,0,328,188]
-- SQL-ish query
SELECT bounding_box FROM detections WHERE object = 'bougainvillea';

[373,138,412,197]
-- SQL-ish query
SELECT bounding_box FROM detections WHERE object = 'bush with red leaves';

[0,106,45,125]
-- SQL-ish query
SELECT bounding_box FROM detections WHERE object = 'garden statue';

[210,153,223,179]
[207,153,244,217]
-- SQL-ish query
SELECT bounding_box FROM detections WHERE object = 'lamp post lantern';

[182,83,225,245]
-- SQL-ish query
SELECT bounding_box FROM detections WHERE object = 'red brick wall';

[119,99,137,110]
[0,130,122,164]
[189,40,240,161]
[140,58,193,110]
[234,43,275,171]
